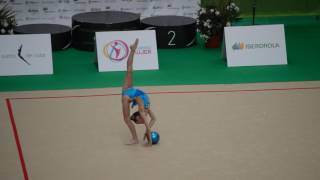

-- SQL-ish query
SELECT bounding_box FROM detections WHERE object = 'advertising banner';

[0,34,53,76]
[224,24,287,67]
[95,30,158,72]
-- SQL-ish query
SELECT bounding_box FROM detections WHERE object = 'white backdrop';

[3,0,200,26]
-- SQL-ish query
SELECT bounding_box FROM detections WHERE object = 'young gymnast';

[121,38,156,145]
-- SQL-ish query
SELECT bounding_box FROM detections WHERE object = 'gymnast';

[121,38,156,145]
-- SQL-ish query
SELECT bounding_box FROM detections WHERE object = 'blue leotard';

[122,88,150,109]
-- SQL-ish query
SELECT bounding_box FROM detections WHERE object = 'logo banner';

[5,0,200,26]
[0,34,53,76]
[95,30,159,72]
[224,24,287,67]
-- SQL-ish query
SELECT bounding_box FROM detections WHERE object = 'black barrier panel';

[71,11,141,51]
[141,16,197,49]
[72,11,140,30]
[13,24,72,51]
[72,26,140,51]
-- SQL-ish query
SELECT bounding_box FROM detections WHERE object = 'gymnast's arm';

[147,109,156,128]
[137,98,152,145]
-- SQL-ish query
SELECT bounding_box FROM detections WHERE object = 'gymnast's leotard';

[122,88,150,109]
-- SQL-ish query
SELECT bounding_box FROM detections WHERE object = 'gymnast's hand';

[145,130,152,146]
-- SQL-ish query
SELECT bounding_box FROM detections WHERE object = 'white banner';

[3,0,200,26]
[224,24,288,67]
[96,30,159,72]
[0,34,53,76]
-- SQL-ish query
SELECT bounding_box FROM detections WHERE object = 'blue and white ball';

[151,131,160,144]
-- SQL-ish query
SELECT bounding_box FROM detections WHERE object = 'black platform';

[13,24,72,51]
[72,11,140,51]
[141,15,197,48]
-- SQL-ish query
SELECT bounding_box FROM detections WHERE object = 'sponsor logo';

[17,44,31,65]
[136,7,148,11]
[25,1,40,5]
[104,0,116,2]
[73,8,86,13]
[1,44,47,65]
[90,8,101,11]
[43,7,56,13]
[13,9,24,13]
[59,15,70,20]
[41,0,56,4]
[232,42,245,50]
[89,0,102,3]
[135,46,151,55]
[58,8,72,13]
[28,9,39,13]
[103,40,129,62]
[120,7,132,11]
[58,0,70,3]
[103,40,152,62]
[73,0,87,4]
[183,12,197,17]
[232,42,280,50]
[25,16,56,21]
[168,7,180,10]
[182,5,192,9]
[152,5,163,10]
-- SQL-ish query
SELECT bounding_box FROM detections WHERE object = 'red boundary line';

[6,99,29,180]
[7,86,320,100]
[4,85,320,180]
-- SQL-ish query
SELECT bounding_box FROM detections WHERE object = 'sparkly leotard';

[122,88,150,109]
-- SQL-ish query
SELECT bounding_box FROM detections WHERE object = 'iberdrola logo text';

[232,42,280,50]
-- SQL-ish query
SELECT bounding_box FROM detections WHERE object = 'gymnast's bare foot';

[126,139,139,145]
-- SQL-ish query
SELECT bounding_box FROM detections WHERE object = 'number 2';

[168,31,176,46]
